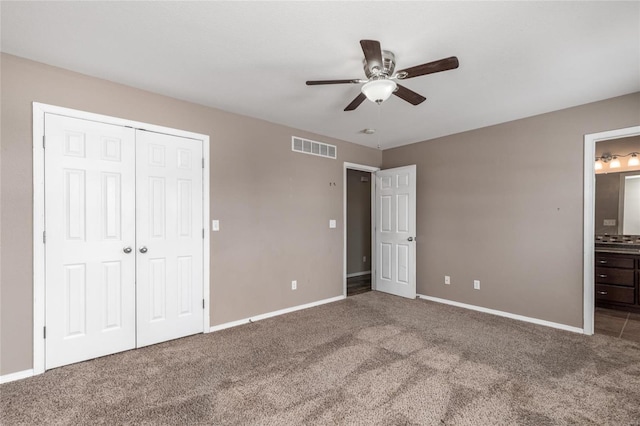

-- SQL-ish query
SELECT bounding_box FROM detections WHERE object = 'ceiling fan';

[306,40,459,111]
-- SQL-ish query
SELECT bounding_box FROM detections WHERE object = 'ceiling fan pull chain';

[377,103,382,150]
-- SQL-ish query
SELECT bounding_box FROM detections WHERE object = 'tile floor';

[595,307,640,343]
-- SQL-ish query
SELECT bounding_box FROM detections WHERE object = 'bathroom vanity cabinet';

[595,251,640,311]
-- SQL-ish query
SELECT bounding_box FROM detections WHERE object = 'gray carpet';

[2,292,640,425]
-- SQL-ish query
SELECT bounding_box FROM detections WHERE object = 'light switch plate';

[329,220,336,228]
[603,219,616,226]
[212,220,220,231]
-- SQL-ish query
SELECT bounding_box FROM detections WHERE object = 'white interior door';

[135,130,204,347]
[375,165,416,299]
[45,114,136,369]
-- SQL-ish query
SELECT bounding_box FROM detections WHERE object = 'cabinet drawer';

[595,267,634,286]
[595,255,634,269]
[595,284,635,304]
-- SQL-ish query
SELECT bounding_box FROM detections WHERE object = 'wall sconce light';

[610,156,621,169]
[595,151,640,170]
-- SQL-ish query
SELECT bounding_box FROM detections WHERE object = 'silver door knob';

[123,246,132,254]
[139,246,148,254]
[407,237,414,242]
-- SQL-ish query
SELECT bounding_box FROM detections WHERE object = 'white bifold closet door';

[44,114,203,370]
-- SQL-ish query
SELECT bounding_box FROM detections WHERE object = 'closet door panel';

[44,114,136,369]
[136,130,204,347]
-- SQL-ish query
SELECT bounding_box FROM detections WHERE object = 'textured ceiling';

[1,1,639,149]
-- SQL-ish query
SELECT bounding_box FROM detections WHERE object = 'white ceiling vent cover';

[292,137,336,159]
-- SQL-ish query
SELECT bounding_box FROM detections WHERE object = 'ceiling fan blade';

[344,93,367,111]
[396,56,459,79]
[360,40,383,72]
[306,79,361,85]
[393,84,426,105]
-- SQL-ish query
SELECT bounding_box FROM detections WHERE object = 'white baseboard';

[210,295,345,332]
[0,369,34,384]
[346,270,371,278]
[417,294,584,334]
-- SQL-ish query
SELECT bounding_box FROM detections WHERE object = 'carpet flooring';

[2,292,640,425]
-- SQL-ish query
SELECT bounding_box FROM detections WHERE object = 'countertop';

[595,248,640,255]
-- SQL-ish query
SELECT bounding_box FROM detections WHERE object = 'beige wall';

[382,92,640,328]
[0,54,382,375]
[346,169,371,274]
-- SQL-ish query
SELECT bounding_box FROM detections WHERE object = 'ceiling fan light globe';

[361,80,397,104]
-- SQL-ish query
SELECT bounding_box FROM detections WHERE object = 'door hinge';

[42,135,46,149]
[43,326,46,339]
[202,228,205,239]
[43,231,46,244]
[202,299,205,309]
[202,158,205,169]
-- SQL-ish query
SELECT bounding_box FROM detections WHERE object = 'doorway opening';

[346,169,373,296]
[343,162,379,297]
[592,136,640,342]
[583,126,640,337]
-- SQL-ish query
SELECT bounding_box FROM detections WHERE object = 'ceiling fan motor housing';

[364,50,396,79]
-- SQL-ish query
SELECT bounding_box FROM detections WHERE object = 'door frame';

[582,125,640,335]
[343,162,379,297]
[32,102,211,375]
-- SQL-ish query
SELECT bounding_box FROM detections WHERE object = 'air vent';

[292,137,336,159]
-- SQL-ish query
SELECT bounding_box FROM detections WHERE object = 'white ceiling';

[2,1,639,149]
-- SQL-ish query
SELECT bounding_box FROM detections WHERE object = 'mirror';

[621,174,640,234]
[595,135,640,236]
[595,171,640,235]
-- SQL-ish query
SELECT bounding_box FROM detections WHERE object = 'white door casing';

[44,114,137,369]
[342,162,380,297]
[583,126,640,335]
[36,104,209,373]
[135,130,204,347]
[375,165,417,299]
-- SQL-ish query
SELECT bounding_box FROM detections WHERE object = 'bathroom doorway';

[584,126,640,340]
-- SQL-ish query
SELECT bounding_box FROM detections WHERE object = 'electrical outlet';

[474,280,480,290]
[363,256,367,263]
[291,280,297,290]
[445,275,451,285]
